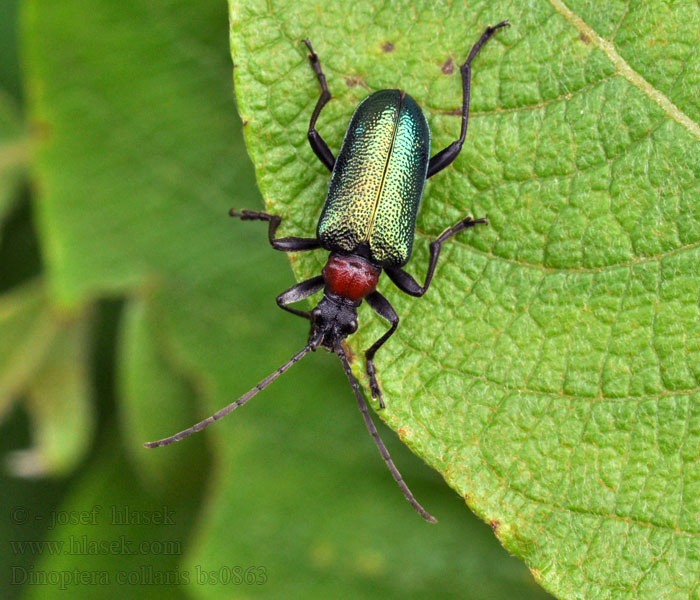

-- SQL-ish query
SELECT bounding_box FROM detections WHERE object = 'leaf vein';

[548,0,700,141]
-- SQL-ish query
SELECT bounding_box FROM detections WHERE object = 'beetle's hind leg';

[426,21,509,178]
[229,209,321,252]
[303,39,336,172]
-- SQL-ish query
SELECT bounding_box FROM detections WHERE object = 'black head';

[309,295,358,351]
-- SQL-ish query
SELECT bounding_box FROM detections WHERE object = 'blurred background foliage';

[0,0,551,598]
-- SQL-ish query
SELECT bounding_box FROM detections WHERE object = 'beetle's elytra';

[318,89,430,268]
[146,22,510,523]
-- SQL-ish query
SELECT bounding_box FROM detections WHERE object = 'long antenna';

[335,341,437,523]
[144,338,320,448]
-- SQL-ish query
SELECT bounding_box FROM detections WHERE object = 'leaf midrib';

[549,0,700,141]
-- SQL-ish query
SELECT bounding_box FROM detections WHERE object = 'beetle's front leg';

[229,209,321,252]
[276,276,325,320]
[386,215,487,297]
[303,39,336,172]
[364,291,399,409]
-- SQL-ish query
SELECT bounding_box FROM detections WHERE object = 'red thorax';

[322,254,381,302]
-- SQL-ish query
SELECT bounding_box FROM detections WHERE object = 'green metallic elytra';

[316,89,430,268]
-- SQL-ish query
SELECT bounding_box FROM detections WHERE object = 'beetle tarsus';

[229,208,267,220]
[231,208,321,253]
[436,215,488,243]
[366,360,386,408]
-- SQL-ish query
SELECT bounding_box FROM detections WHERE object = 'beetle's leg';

[364,292,399,408]
[426,21,509,179]
[386,216,487,296]
[276,275,325,320]
[303,39,336,172]
[230,209,321,252]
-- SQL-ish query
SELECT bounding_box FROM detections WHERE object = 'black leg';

[364,292,399,409]
[303,39,336,172]
[276,276,325,320]
[426,21,509,179]
[386,216,487,297]
[229,209,321,252]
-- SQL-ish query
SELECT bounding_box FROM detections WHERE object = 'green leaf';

[0,0,23,101]
[118,295,205,489]
[11,308,94,476]
[230,1,700,599]
[23,431,207,600]
[0,89,26,233]
[0,280,57,420]
[0,280,96,477]
[22,0,546,597]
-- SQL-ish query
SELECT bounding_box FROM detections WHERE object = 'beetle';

[146,22,509,523]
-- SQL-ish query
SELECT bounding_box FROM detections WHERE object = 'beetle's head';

[309,295,358,351]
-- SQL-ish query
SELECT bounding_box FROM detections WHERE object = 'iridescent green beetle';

[317,89,430,268]
[146,22,509,523]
